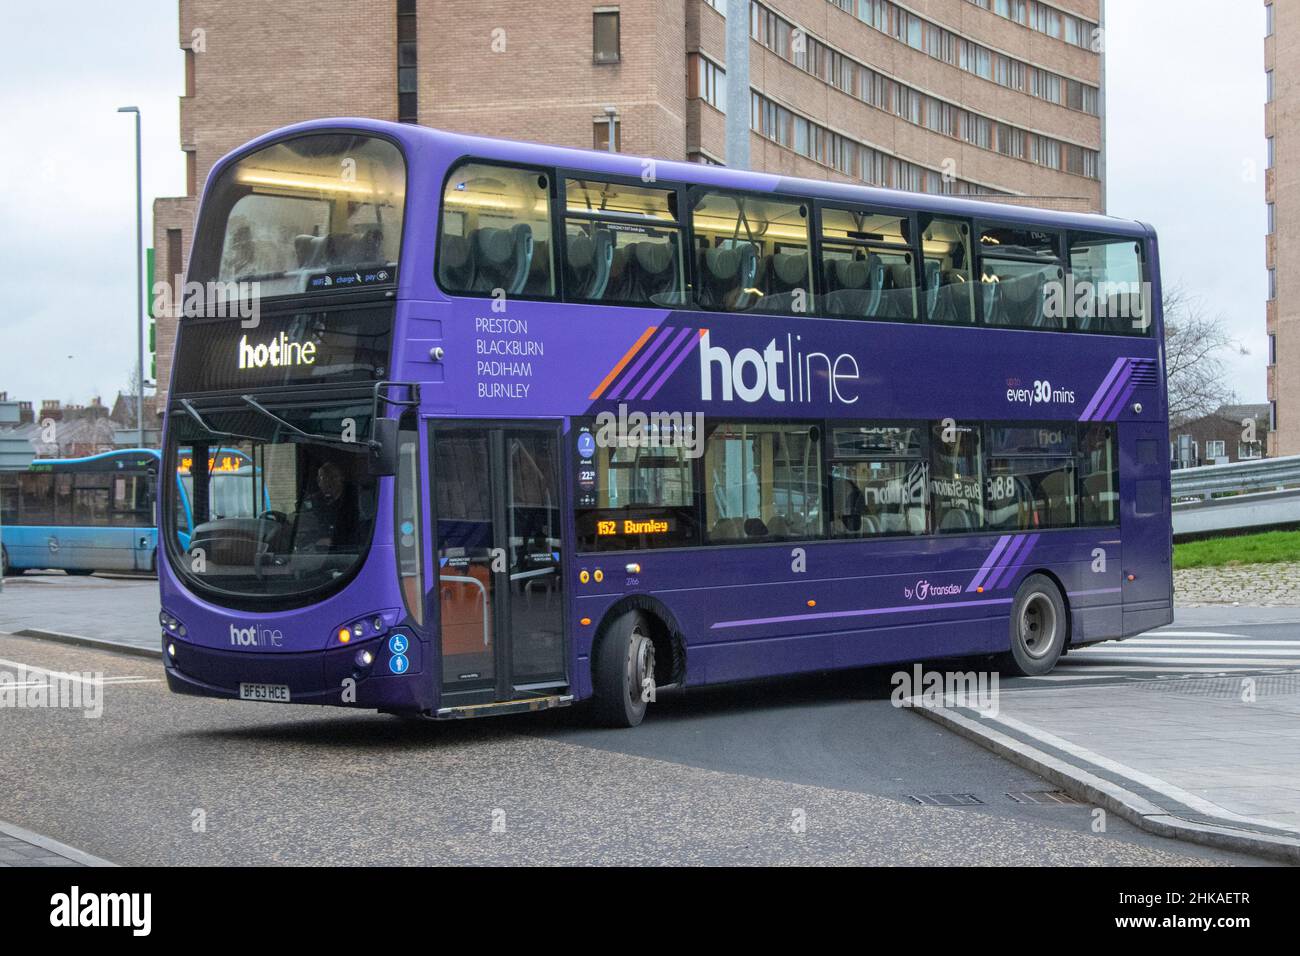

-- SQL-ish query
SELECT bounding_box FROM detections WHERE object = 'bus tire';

[65,569,94,577]
[591,611,655,728]
[0,545,10,577]
[1001,574,1067,677]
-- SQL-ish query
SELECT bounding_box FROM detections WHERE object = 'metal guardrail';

[1170,454,1300,500]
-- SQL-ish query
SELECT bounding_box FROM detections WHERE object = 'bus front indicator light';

[338,628,352,644]
[594,569,604,583]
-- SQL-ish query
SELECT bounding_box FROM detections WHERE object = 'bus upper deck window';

[1069,234,1148,335]
[821,208,917,322]
[692,192,812,315]
[563,178,685,307]
[190,133,406,302]
[978,225,1064,330]
[919,216,973,324]
[439,163,555,298]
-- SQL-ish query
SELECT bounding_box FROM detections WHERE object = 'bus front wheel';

[591,611,655,728]
[1001,575,1067,677]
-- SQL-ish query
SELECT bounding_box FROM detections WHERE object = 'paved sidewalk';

[0,820,115,867]
[916,672,1300,862]
[0,573,159,653]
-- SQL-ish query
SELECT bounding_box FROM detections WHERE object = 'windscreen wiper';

[238,395,358,450]
[179,399,264,444]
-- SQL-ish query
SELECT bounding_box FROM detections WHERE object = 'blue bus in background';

[0,450,161,576]
[0,448,255,576]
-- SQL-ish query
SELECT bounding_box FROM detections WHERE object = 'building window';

[1269,202,1276,235]
[593,115,621,152]
[1270,333,1277,365]
[1206,440,1226,460]
[1270,267,1277,299]
[689,54,727,112]
[1268,135,1276,168]
[1239,442,1263,460]
[397,0,417,123]
[1267,69,1275,103]
[593,9,620,64]
[1267,2,1275,37]
[1272,401,1279,431]
[167,228,183,288]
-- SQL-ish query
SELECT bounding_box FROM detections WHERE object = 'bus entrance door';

[431,422,567,706]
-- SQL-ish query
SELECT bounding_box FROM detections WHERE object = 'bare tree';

[1163,286,1245,424]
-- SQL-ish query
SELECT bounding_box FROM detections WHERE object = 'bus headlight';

[160,611,186,636]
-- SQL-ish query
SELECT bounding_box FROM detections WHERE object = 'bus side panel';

[573,531,1120,690]
[4,526,44,570]
[1120,421,1175,636]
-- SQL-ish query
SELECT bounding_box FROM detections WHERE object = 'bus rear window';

[190,133,405,299]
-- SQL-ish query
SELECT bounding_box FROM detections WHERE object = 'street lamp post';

[118,106,145,448]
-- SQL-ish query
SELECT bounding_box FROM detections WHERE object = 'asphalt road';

[0,628,1269,865]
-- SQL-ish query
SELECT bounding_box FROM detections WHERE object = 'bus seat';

[630,240,676,302]
[924,259,942,318]
[755,252,809,313]
[523,238,551,296]
[864,253,885,315]
[881,262,916,319]
[743,517,769,538]
[439,234,473,289]
[1040,470,1074,526]
[472,223,533,295]
[698,244,757,309]
[564,229,613,300]
[709,517,744,541]
[825,256,870,316]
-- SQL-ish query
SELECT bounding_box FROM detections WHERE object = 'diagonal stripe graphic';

[1078,357,1128,421]
[967,535,1013,592]
[588,326,657,400]
[624,326,695,401]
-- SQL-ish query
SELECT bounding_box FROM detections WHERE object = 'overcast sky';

[0,0,1269,406]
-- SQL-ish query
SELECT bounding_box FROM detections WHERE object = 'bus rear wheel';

[591,611,655,728]
[1,545,11,577]
[1001,574,1066,677]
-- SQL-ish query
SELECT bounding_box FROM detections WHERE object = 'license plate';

[239,682,291,703]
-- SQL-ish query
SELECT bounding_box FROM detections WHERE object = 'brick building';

[152,0,1105,406]
[1170,403,1271,469]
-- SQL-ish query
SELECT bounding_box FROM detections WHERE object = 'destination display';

[170,306,393,395]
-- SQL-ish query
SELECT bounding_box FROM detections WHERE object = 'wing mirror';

[368,418,400,477]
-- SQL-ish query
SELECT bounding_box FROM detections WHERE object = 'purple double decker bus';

[158,118,1171,726]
